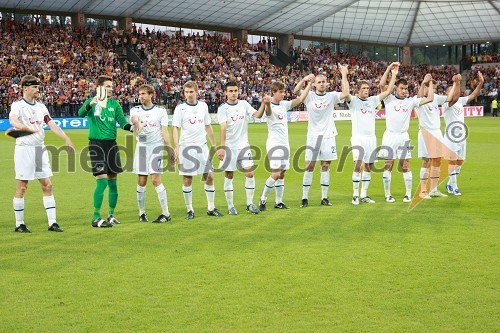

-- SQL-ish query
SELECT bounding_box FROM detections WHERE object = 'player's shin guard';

[205,184,215,211]
[137,185,146,215]
[383,170,392,197]
[429,166,440,192]
[275,179,285,203]
[320,170,330,199]
[93,178,108,219]
[108,178,118,216]
[261,176,276,201]
[245,177,255,206]
[182,185,193,212]
[155,184,169,216]
[352,171,361,196]
[360,172,371,198]
[43,195,56,225]
[224,177,234,209]
[403,171,412,197]
[13,197,24,227]
[302,171,313,199]
[420,167,428,193]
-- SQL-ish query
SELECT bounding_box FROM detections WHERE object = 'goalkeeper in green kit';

[78,75,133,228]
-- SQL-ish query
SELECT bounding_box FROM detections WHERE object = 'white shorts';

[305,136,338,162]
[418,129,445,158]
[443,138,466,161]
[15,145,53,180]
[379,131,412,160]
[266,145,290,171]
[351,135,377,163]
[178,144,213,176]
[218,146,254,171]
[133,142,165,175]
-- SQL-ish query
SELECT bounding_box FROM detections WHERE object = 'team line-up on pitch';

[7,62,482,232]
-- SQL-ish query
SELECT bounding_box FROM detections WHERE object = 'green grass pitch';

[0,117,498,332]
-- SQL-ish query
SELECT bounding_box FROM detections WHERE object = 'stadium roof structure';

[1,0,499,46]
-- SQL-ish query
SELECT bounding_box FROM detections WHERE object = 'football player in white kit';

[379,63,435,203]
[295,66,348,208]
[216,82,267,215]
[130,84,175,223]
[415,74,459,198]
[258,77,313,211]
[172,81,223,219]
[442,71,484,196]
[9,75,74,233]
[347,63,399,205]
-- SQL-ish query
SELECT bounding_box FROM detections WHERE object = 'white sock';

[420,168,428,192]
[205,184,215,211]
[360,172,371,198]
[275,179,285,204]
[261,176,276,202]
[137,185,146,215]
[352,171,361,196]
[13,197,24,227]
[245,177,255,206]
[155,184,169,216]
[403,171,412,197]
[43,195,56,225]
[454,166,461,188]
[320,170,330,199]
[224,177,234,209]
[182,185,193,212]
[383,170,392,197]
[302,171,313,199]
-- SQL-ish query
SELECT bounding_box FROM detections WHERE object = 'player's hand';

[423,73,432,83]
[390,62,400,69]
[391,66,399,76]
[167,147,176,165]
[263,95,271,104]
[174,147,180,165]
[216,148,226,161]
[65,139,75,153]
[338,63,348,76]
[303,74,315,82]
[477,71,484,83]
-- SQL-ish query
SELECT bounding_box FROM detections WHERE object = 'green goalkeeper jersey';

[78,98,130,140]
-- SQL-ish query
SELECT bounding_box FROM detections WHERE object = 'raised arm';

[380,62,400,93]
[418,73,432,98]
[445,75,458,103]
[467,71,484,103]
[379,65,399,100]
[419,78,434,106]
[291,78,313,108]
[338,63,350,101]
[293,74,315,94]
[253,97,268,119]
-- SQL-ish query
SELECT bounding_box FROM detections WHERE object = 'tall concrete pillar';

[71,13,85,28]
[119,17,133,32]
[278,34,294,56]
[402,46,411,65]
[233,29,248,42]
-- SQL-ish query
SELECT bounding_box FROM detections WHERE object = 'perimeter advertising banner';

[0,106,484,131]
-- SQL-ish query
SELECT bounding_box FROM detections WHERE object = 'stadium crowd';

[1,20,497,118]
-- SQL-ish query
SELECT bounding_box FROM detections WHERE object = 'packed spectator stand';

[1,20,497,118]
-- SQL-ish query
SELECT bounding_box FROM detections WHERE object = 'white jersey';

[217,100,256,149]
[348,95,380,137]
[304,91,343,138]
[416,95,447,130]
[9,98,51,146]
[266,100,292,148]
[172,101,211,146]
[129,104,169,144]
[383,95,422,133]
[442,96,468,125]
